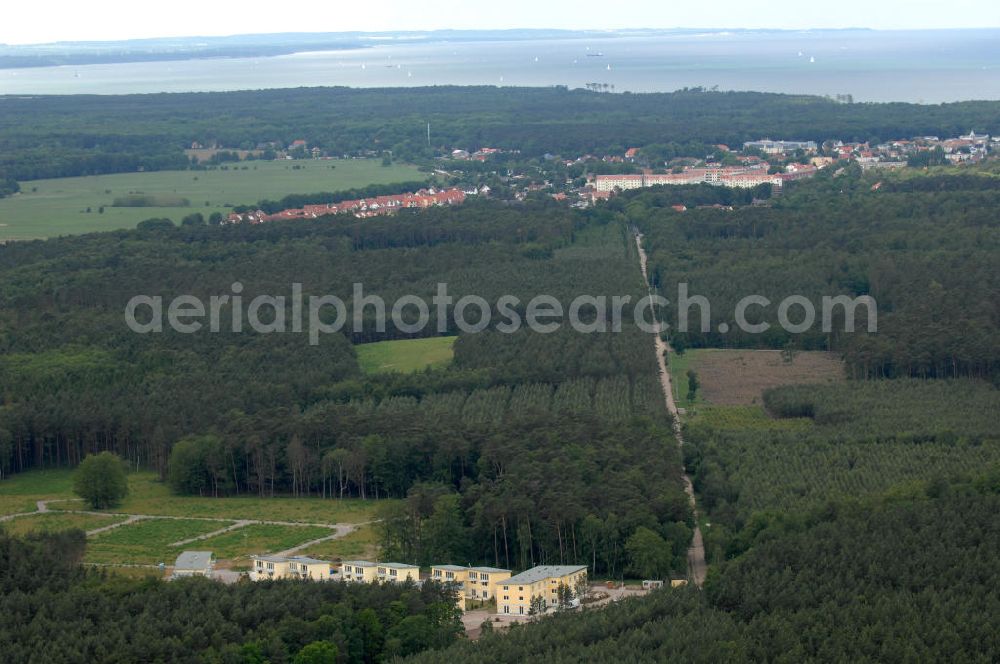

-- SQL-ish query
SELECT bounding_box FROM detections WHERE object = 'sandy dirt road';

[634,231,707,587]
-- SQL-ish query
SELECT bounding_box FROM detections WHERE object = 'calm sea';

[2,29,999,102]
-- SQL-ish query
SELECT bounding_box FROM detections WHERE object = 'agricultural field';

[670,349,845,407]
[1,512,127,536]
[0,159,422,240]
[356,336,457,375]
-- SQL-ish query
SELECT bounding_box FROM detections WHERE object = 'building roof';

[342,560,378,567]
[504,565,587,585]
[431,564,511,573]
[378,562,419,570]
[174,551,213,570]
[290,556,331,566]
[255,555,288,563]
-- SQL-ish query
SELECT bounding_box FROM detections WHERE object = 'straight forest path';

[634,231,707,587]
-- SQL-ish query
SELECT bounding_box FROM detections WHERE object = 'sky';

[3,0,999,45]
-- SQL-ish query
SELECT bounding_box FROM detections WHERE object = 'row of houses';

[341,560,589,614]
[226,188,468,225]
[173,550,591,615]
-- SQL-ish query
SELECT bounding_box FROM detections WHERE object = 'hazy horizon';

[3,0,999,46]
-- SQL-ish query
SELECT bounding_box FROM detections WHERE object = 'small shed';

[172,551,214,579]
[642,580,664,590]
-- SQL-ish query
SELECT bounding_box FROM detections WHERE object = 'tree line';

[3,87,999,182]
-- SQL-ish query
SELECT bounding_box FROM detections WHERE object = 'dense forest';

[406,471,1000,663]
[0,528,463,662]
[0,200,692,575]
[625,167,1000,380]
[684,379,1000,562]
[2,87,1000,182]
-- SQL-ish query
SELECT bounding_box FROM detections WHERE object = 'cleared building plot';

[671,349,845,406]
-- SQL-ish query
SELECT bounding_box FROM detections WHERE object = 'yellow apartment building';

[251,555,332,581]
[466,566,511,601]
[377,562,420,583]
[341,560,380,583]
[430,565,512,607]
[498,565,588,616]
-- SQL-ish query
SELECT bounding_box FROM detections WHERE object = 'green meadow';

[0,159,423,240]
[0,469,389,567]
[2,512,127,537]
[356,336,457,375]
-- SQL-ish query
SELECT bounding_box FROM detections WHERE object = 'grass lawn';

[85,518,235,565]
[4,469,385,524]
[0,468,77,516]
[301,524,379,562]
[197,524,332,562]
[0,496,42,517]
[109,474,383,524]
[356,336,457,374]
[2,512,127,536]
[0,159,423,240]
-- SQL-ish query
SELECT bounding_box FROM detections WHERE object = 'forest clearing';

[0,469,382,570]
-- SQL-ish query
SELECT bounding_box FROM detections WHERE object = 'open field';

[2,470,385,523]
[1,512,127,536]
[0,159,423,240]
[1,469,388,566]
[85,518,236,565]
[197,524,332,561]
[106,474,383,524]
[301,525,378,562]
[0,495,43,516]
[0,469,76,515]
[670,349,845,407]
[357,336,457,374]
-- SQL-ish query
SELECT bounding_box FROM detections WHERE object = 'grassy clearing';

[300,525,379,562]
[0,159,423,240]
[2,512,127,536]
[197,524,332,561]
[670,349,844,407]
[109,474,383,523]
[85,518,235,565]
[0,468,77,515]
[357,336,457,375]
[686,405,813,431]
[5,469,385,524]
[0,496,41,517]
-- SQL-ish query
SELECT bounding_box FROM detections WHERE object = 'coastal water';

[2,29,999,102]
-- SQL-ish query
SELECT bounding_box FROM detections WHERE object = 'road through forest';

[634,231,708,587]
